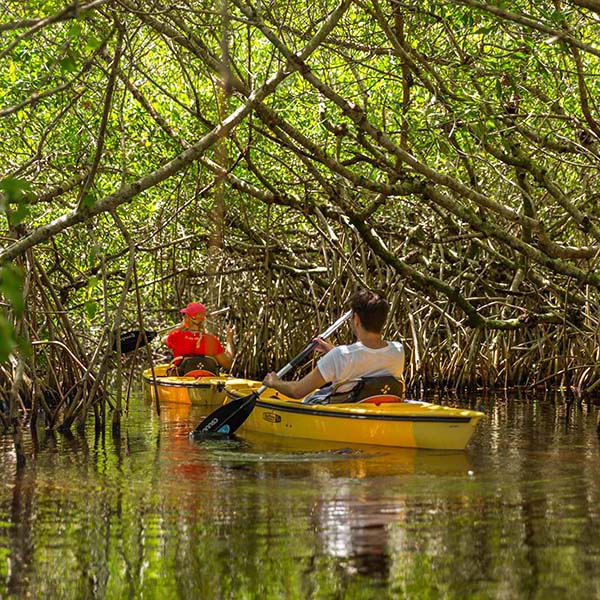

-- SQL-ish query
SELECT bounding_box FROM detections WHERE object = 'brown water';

[1,392,599,599]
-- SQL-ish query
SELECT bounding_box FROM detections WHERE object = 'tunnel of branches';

[2,0,600,436]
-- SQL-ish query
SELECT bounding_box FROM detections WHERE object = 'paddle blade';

[190,392,258,439]
[113,330,157,353]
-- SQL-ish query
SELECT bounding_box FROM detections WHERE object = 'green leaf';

[0,264,25,316]
[88,244,102,266]
[82,192,96,209]
[60,57,77,72]
[16,336,32,359]
[0,312,17,363]
[86,36,102,51]
[0,177,33,225]
[495,78,503,100]
[0,177,31,202]
[10,201,30,226]
[84,299,99,319]
[87,275,100,290]
[68,23,82,38]
[550,10,568,25]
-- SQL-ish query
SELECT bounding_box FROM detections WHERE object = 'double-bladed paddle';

[190,310,353,439]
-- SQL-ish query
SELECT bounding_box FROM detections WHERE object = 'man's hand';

[312,337,334,354]
[263,371,281,389]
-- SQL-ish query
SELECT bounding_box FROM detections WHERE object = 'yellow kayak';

[223,379,484,450]
[142,364,232,405]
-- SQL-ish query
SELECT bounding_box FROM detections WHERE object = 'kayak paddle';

[190,310,353,439]
[113,329,157,353]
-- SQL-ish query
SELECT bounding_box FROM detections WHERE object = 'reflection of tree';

[7,466,36,596]
[316,490,396,580]
[3,399,600,597]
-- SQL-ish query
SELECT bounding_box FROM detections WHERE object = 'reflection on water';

[1,392,600,598]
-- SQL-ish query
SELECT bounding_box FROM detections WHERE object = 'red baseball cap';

[180,302,207,317]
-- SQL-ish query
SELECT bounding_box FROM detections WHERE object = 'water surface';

[1,391,599,599]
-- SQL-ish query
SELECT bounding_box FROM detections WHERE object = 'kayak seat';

[184,369,217,378]
[359,394,403,405]
[304,376,405,405]
[167,355,219,376]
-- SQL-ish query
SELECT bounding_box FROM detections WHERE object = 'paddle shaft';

[191,309,353,437]
[249,310,353,399]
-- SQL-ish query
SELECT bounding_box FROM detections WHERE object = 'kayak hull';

[224,380,484,450]
[142,365,230,405]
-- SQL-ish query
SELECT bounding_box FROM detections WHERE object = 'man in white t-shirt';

[262,289,405,400]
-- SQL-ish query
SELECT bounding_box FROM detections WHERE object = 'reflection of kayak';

[224,379,484,450]
[237,430,473,477]
[142,364,235,405]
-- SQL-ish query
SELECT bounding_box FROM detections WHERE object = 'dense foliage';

[2,0,600,435]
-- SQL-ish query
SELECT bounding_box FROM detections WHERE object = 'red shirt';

[167,330,224,357]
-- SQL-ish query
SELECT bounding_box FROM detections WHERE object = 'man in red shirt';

[162,302,234,371]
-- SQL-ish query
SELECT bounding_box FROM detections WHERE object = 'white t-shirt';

[316,341,405,392]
